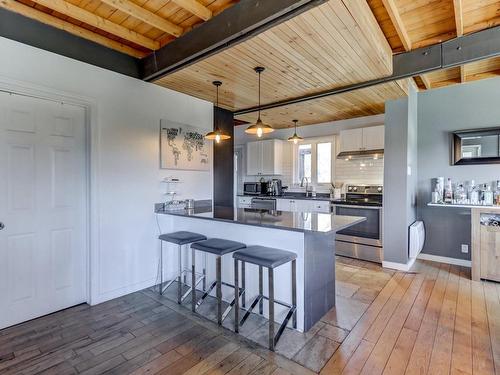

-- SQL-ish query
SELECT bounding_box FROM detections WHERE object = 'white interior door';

[0,92,87,329]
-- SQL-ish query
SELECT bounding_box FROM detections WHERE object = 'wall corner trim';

[382,258,416,271]
[417,253,471,268]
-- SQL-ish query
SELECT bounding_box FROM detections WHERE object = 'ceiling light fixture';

[287,119,303,144]
[205,81,231,143]
[245,67,274,138]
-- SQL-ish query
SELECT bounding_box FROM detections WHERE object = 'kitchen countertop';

[155,205,366,233]
[427,202,500,210]
[237,194,383,207]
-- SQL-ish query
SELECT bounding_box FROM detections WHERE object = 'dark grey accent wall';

[0,8,140,78]
[417,77,500,260]
[383,86,418,264]
[213,107,234,207]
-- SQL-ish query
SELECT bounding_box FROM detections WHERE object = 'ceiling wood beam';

[453,0,464,37]
[381,0,412,51]
[460,65,466,82]
[0,0,146,58]
[141,0,327,81]
[99,0,183,37]
[30,0,160,50]
[172,0,212,21]
[420,74,432,89]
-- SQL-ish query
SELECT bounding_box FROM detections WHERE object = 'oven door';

[334,205,383,247]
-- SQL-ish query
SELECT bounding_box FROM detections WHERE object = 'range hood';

[336,149,384,160]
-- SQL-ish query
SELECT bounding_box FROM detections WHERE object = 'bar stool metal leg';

[268,267,275,351]
[203,253,207,291]
[241,261,246,308]
[177,245,182,304]
[234,259,239,333]
[192,247,196,312]
[216,256,222,325]
[160,240,163,295]
[292,259,297,329]
[258,266,263,315]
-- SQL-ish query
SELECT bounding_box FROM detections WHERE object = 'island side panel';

[303,231,336,331]
[156,214,307,332]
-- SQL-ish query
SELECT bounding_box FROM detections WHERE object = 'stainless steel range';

[331,185,383,263]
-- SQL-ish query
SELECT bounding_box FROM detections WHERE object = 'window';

[295,138,334,186]
[298,144,312,181]
[317,142,331,183]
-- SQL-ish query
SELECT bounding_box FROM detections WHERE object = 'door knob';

[0,222,4,230]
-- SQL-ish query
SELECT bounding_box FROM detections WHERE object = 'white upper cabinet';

[362,125,385,150]
[246,139,283,176]
[340,128,363,152]
[339,125,384,152]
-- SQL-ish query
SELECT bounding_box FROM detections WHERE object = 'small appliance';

[244,182,263,195]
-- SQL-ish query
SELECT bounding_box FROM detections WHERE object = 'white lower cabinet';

[237,196,253,208]
[276,198,330,213]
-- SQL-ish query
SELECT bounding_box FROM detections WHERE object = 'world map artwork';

[160,120,210,171]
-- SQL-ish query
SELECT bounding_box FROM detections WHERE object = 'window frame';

[293,135,336,187]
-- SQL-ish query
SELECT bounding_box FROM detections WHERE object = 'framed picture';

[160,119,210,171]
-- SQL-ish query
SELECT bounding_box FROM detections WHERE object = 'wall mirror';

[452,127,500,165]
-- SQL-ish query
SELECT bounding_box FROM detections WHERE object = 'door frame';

[0,75,98,306]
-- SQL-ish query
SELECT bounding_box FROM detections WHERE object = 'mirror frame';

[452,127,500,165]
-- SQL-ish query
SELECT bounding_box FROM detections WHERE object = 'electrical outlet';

[461,244,469,253]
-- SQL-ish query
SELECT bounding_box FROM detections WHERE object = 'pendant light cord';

[258,70,261,120]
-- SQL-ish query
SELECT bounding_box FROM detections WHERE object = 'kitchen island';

[155,205,365,332]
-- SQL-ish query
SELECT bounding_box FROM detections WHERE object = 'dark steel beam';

[0,8,141,78]
[140,0,327,81]
[234,26,500,116]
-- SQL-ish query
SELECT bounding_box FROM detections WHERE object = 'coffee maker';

[267,179,283,196]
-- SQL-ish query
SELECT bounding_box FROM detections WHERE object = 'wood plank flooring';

[0,258,498,375]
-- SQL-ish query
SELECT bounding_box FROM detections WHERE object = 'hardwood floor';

[0,258,498,375]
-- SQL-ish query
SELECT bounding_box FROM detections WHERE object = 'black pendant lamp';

[245,67,274,137]
[205,81,231,143]
[288,119,303,144]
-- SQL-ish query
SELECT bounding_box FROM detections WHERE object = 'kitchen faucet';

[300,177,310,197]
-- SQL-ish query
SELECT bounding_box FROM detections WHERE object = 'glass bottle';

[483,184,494,206]
[444,178,453,204]
[469,180,479,205]
[495,180,500,206]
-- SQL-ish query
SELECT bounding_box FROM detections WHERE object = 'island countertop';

[155,205,366,233]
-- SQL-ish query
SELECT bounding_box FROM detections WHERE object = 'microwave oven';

[244,182,263,195]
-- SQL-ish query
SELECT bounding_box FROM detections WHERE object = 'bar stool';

[158,231,207,304]
[191,238,246,325]
[233,246,297,351]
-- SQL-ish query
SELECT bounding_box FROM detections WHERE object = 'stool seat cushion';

[191,238,246,256]
[159,231,207,245]
[233,246,297,269]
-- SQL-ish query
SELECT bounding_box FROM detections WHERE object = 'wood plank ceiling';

[155,0,405,128]
[2,0,500,126]
[0,0,237,58]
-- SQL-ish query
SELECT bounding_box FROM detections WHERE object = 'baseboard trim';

[382,257,416,271]
[417,253,471,267]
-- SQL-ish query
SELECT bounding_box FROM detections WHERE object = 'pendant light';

[288,119,303,144]
[245,67,274,138]
[205,81,231,143]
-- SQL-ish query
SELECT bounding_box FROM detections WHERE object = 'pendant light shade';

[205,81,231,143]
[245,67,274,137]
[288,119,303,144]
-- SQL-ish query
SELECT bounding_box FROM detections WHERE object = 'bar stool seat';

[191,238,246,325]
[159,231,207,245]
[233,245,297,351]
[158,231,207,303]
[232,246,296,269]
[191,238,246,256]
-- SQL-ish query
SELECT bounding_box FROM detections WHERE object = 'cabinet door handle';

[0,222,4,230]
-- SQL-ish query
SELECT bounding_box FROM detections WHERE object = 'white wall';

[0,37,213,305]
